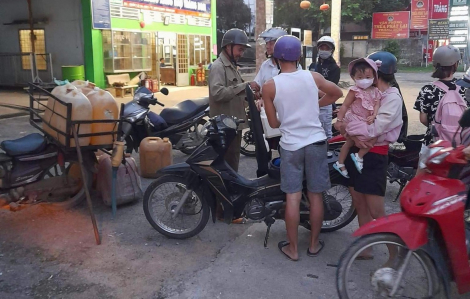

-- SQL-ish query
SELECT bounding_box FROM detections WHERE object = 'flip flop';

[307,240,325,257]
[333,161,349,178]
[350,153,364,174]
[278,241,298,261]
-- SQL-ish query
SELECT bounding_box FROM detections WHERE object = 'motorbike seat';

[1,133,47,156]
[160,97,209,125]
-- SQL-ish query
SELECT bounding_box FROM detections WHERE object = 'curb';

[0,112,29,120]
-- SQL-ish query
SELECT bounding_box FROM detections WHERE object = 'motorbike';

[122,87,209,155]
[335,111,470,299]
[0,133,94,211]
[142,86,356,242]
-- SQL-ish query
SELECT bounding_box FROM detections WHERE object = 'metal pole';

[27,0,35,54]
[72,126,101,245]
[426,38,429,67]
[331,0,342,66]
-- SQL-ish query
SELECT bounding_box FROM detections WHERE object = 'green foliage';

[382,40,401,60]
[273,0,410,38]
[216,0,252,33]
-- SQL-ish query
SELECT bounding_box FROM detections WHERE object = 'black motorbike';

[122,87,209,155]
[0,133,94,211]
[143,86,355,243]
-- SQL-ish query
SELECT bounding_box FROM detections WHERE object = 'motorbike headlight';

[222,117,237,129]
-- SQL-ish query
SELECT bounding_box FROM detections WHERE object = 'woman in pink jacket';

[334,51,403,260]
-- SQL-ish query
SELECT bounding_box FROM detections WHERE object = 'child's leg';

[357,137,378,159]
[339,138,355,166]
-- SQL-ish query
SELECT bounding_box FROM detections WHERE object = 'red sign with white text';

[411,0,429,29]
[429,0,449,19]
[372,12,410,39]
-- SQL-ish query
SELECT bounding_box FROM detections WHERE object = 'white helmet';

[258,27,288,45]
[317,36,335,50]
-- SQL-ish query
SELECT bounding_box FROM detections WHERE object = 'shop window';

[102,30,152,73]
[19,29,46,70]
[188,34,211,67]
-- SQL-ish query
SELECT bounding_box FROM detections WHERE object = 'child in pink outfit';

[334,58,382,178]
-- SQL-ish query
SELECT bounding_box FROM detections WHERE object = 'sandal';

[307,240,325,257]
[333,162,349,178]
[350,153,364,173]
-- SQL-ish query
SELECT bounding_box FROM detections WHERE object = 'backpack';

[432,81,467,144]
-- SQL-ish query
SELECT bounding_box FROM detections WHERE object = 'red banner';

[372,12,410,39]
[429,0,449,19]
[411,0,429,29]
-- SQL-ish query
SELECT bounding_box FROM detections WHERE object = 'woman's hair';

[431,64,457,79]
[377,71,396,84]
[350,61,375,77]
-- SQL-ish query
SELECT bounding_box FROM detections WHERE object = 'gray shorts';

[279,141,331,194]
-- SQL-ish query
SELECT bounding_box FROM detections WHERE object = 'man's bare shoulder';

[262,78,275,91]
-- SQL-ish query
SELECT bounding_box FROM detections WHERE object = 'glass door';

[156,32,177,85]
[177,34,189,86]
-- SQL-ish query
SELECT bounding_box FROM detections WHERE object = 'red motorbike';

[336,112,470,298]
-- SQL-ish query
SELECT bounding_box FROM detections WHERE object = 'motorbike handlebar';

[156,100,165,107]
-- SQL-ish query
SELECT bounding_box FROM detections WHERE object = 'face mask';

[318,50,332,60]
[356,78,374,89]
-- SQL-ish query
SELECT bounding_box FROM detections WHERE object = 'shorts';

[319,105,333,140]
[345,147,388,197]
[279,141,331,194]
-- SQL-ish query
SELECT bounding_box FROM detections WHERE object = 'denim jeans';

[319,104,332,140]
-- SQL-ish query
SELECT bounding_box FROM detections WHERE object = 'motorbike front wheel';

[143,175,210,239]
[336,234,442,299]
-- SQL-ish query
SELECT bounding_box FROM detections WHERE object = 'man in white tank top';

[262,36,343,261]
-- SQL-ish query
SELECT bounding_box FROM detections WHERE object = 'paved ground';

[0,72,469,299]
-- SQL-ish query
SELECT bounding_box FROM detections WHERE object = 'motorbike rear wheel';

[40,157,92,210]
[336,234,442,299]
[301,183,356,233]
[143,175,210,239]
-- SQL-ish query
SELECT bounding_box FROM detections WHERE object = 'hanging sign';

[372,12,410,39]
[411,0,429,29]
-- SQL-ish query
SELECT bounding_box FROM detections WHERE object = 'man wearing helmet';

[209,28,260,172]
[262,35,343,261]
[253,27,301,108]
[314,36,341,142]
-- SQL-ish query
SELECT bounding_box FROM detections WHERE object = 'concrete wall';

[0,0,84,81]
[341,39,423,66]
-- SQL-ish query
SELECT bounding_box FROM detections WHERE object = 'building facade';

[0,0,217,88]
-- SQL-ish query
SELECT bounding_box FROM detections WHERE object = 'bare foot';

[279,241,299,261]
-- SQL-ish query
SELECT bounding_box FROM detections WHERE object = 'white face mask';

[356,78,374,89]
[318,50,332,60]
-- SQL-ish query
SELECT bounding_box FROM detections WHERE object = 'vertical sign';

[411,0,429,29]
[372,12,410,39]
[92,0,111,29]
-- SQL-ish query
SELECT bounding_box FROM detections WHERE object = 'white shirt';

[273,70,326,151]
[254,59,302,92]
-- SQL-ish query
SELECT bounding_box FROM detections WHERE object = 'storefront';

[82,0,216,88]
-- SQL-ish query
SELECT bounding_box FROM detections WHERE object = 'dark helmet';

[273,35,302,61]
[221,29,251,49]
[367,51,397,74]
